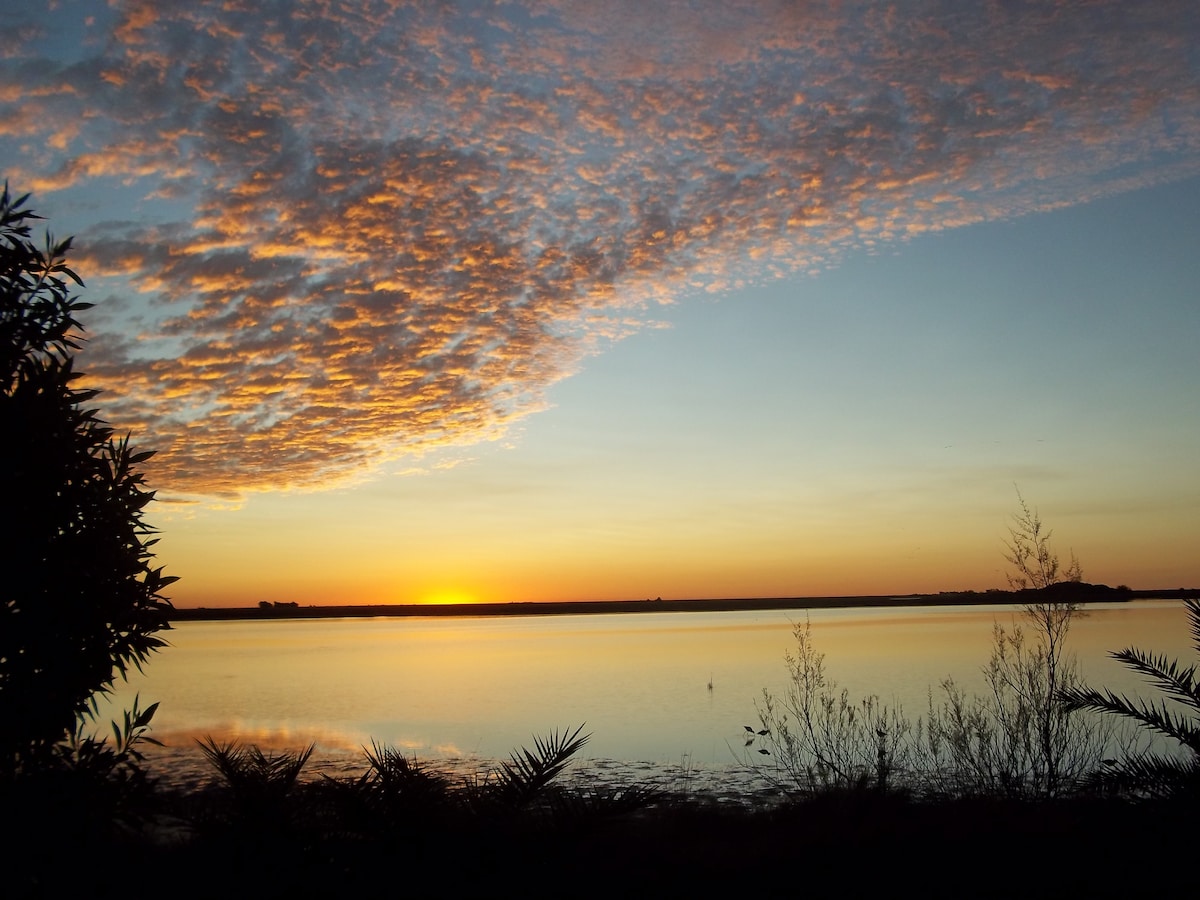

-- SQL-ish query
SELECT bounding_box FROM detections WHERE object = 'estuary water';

[97,599,1190,792]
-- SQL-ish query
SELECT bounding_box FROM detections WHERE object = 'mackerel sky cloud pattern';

[4,0,1199,497]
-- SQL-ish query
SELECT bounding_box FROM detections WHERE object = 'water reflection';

[96,600,1189,784]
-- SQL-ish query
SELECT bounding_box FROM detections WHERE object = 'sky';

[3,0,1199,607]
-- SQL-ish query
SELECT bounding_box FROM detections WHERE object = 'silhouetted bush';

[923,605,1113,798]
[748,494,1117,798]
[0,184,175,775]
[748,617,917,795]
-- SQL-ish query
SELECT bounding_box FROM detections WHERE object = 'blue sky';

[3,1,1198,604]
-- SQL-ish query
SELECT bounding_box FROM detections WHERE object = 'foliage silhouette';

[1003,488,1083,591]
[748,493,1112,799]
[749,617,916,796]
[198,737,315,802]
[486,723,591,809]
[460,724,661,829]
[1057,598,1200,798]
[361,739,454,807]
[56,694,162,786]
[189,723,656,851]
[0,183,175,775]
[925,488,1107,797]
[924,613,1110,799]
[750,611,1112,799]
[195,737,315,838]
[991,488,1093,794]
[322,740,458,834]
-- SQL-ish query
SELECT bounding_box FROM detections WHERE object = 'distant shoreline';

[167,586,1192,622]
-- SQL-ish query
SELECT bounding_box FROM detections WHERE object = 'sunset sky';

[4,1,1198,607]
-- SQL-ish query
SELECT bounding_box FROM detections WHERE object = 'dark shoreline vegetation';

[170,581,1195,621]
[5,722,1196,898]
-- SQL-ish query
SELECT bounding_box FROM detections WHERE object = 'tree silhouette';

[0,184,175,775]
[1003,488,1083,592]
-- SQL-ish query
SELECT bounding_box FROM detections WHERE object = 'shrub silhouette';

[1002,488,1083,591]
[0,184,175,774]
[749,493,1110,799]
[192,724,656,846]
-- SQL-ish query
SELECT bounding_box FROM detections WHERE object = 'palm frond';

[545,783,663,824]
[1057,686,1200,755]
[197,736,249,785]
[1187,599,1200,654]
[197,736,313,795]
[362,741,451,802]
[1056,600,1200,798]
[492,724,590,808]
[1108,647,1200,711]
[1083,753,1200,799]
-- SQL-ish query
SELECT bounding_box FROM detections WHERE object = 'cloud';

[2,0,1198,497]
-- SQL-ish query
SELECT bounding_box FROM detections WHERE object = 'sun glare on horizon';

[418,589,481,606]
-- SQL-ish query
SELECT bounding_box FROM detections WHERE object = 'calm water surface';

[99,600,1190,789]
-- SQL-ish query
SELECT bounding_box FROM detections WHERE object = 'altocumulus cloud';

[2,0,1198,498]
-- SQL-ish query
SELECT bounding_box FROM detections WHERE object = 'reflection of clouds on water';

[133,722,478,784]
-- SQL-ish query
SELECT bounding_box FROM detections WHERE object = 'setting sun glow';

[419,590,480,606]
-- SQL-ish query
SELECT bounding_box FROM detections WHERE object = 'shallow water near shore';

[98,599,1190,793]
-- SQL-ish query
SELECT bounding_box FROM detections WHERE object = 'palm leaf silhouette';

[491,724,590,808]
[1056,599,1200,796]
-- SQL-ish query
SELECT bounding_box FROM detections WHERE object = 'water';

[95,599,1191,792]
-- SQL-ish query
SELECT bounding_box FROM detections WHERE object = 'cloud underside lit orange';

[4,0,1199,498]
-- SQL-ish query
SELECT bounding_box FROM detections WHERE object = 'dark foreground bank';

[4,784,1193,899]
